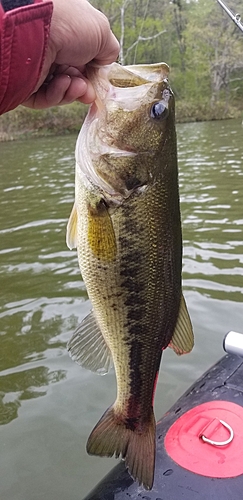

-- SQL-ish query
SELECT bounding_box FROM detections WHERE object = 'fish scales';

[66,62,194,490]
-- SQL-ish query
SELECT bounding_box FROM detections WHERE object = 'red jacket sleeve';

[0,0,53,115]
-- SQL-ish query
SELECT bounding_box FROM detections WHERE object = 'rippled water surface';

[0,119,242,499]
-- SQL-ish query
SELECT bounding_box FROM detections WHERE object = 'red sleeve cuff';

[0,0,53,114]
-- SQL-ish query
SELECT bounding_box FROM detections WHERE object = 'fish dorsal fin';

[66,203,78,250]
[87,197,117,261]
[169,294,194,355]
[67,310,113,375]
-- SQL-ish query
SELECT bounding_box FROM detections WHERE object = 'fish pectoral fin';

[67,311,113,375]
[66,202,78,249]
[87,405,156,490]
[169,294,194,355]
[88,197,117,261]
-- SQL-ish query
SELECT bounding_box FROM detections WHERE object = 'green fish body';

[66,62,193,490]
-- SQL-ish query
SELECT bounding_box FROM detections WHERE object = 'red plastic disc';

[164,401,243,478]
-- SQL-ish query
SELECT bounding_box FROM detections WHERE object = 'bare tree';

[119,0,166,65]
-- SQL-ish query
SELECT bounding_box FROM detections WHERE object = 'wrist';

[0,0,53,114]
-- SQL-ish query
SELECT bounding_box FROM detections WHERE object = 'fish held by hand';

[66,61,194,490]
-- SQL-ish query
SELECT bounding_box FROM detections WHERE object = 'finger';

[53,65,85,78]
[58,76,96,105]
[74,79,97,105]
[23,74,96,109]
[23,74,73,108]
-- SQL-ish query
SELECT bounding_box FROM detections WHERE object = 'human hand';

[23,0,119,109]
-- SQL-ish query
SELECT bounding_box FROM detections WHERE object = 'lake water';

[0,119,242,499]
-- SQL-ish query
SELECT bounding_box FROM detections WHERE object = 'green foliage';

[92,0,243,110]
[1,0,242,139]
[0,103,87,141]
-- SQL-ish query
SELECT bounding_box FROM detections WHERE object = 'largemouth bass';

[66,62,194,490]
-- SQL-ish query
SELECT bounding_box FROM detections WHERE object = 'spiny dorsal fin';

[67,311,113,375]
[66,203,78,250]
[87,198,117,261]
[169,294,194,355]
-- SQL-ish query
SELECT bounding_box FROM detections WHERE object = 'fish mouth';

[85,63,170,156]
[86,61,169,88]
[86,62,170,115]
[76,62,171,201]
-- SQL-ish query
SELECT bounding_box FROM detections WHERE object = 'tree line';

[92,0,243,119]
[1,0,242,139]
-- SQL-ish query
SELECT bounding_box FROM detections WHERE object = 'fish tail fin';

[86,405,156,490]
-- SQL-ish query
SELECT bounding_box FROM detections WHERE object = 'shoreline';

[0,101,241,142]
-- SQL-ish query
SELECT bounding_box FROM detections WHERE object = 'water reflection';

[0,298,80,423]
[0,365,66,425]
[0,136,81,427]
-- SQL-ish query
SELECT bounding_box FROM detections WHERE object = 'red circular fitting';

[164,401,243,478]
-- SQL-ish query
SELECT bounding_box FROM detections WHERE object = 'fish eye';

[150,101,169,120]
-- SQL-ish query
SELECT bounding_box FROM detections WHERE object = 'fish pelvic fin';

[169,294,194,355]
[66,202,78,250]
[86,405,156,491]
[67,311,113,375]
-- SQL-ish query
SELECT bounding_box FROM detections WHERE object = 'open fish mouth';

[88,63,170,117]
[71,58,176,234]
[86,62,170,119]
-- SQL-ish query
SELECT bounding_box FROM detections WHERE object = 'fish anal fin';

[87,198,117,261]
[66,203,78,250]
[87,405,156,490]
[67,311,113,375]
[169,294,194,355]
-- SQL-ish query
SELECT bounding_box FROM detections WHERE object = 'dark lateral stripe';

[126,340,143,423]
